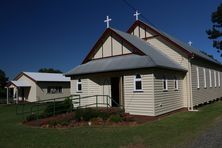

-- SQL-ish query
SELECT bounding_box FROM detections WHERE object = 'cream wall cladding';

[191,59,222,106]
[71,76,111,108]
[36,82,70,101]
[16,75,37,102]
[153,70,185,116]
[93,34,132,59]
[130,24,191,108]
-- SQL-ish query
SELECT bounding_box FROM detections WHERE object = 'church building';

[65,13,222,116]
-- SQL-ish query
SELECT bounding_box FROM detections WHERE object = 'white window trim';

[134,74,143,92]
[218,72,221,87]
[175,78,179,91]
[203,68,206,88]
[214,71,217,88]
[76,79,82,92]
[163,77,168,91]
[196,67,200,89]
[209,70,212,88]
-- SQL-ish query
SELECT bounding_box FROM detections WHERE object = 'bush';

[26,113,38,121]
[75,108,99,121]
[74,108,125,122]
[42,98,73,117]
[48,119,70,127]
[109,114,123,123]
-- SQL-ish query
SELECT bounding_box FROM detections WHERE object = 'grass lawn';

[0,101,222,148]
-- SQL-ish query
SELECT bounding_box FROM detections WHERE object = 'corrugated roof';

[10,81,31,87]
[137,20,221,65]
[23,72,70,82]
[65,28,187,76]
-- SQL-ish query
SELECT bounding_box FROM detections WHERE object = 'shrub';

[75,108,99,121]
[26,113,38,121]
[109,114,123,123]
[42,98,73,117]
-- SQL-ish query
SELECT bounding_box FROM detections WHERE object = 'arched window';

[76,79,82,92]
[134,74,143,91]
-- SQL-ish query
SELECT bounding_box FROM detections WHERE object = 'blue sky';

[0,0,221,79]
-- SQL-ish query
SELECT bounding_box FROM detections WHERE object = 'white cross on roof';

[134,10,140,20]
[104,16,112,28]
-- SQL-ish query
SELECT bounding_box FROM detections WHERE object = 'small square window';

[134,74,143,91]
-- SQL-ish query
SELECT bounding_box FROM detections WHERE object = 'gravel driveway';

[190,117,222,148]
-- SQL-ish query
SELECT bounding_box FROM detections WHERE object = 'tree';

[0,69,8,89]
[206,3,222,57]
[38,68,63,73]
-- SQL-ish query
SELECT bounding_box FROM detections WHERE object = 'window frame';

[163,77,168,91]
[134,74,143,92]
[196,67,200,89]
[209,69,212,88]
[214,70,217,88]
[174,77,179,91]
[76,79,82,92]
[47,86,63,94]
[203,68,207,88]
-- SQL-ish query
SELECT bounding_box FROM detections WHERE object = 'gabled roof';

[127,20,221,65]
[15,72,70,82]
[65,28,186,76]
[6,80,31,87]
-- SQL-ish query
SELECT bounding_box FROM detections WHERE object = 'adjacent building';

[6,72,70,103]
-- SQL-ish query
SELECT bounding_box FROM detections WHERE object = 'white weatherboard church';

[65,12,222,116]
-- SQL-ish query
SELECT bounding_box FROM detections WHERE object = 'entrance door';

[111,77,120,107]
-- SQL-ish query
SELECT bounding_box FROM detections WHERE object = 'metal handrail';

[16,94,122,119]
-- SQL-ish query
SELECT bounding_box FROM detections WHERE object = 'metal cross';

[104,16,112,28]
[134,10,140,20]
[188,41,192,46]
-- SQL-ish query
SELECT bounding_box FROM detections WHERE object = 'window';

[163,77,168,91]
[47,86,62,94]
[196,67,200,89]
[174,77,179,90]
[76,79,82,92]
[218,72,221,87]
[134,74,143,91]
[209,70,212,88]
[214,71,217,87]
[203,68,206,88]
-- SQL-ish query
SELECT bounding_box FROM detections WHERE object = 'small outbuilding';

[6,72,70,103]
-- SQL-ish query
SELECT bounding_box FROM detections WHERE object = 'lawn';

[0,101,222,148]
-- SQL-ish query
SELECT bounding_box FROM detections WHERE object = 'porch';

[5,81,31,104]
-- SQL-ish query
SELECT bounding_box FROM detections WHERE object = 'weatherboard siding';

[191,60,222,106]
[16,75,37,102]
[36,82,70,101]
[130,25,191,108]
[93,34,131,59]
[124,73,155,116]
[153,70,184,116]
[71,77,111,108]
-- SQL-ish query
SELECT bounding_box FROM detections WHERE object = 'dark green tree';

[206,3,222,57]
[0,69,8,88]
[38,68,63,73]
[0,69,8,97]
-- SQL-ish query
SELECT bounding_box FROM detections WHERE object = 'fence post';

[106,96,108,109]
[53,99,55,116]
[79,95,81,107]
[96,95,98,109]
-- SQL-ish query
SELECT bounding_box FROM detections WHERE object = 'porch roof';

[65,54,187,76]
[7,81,31,87]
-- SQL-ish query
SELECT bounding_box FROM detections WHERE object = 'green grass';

[0,101,222,148]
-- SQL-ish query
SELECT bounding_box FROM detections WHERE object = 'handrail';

[16,94,122,119]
